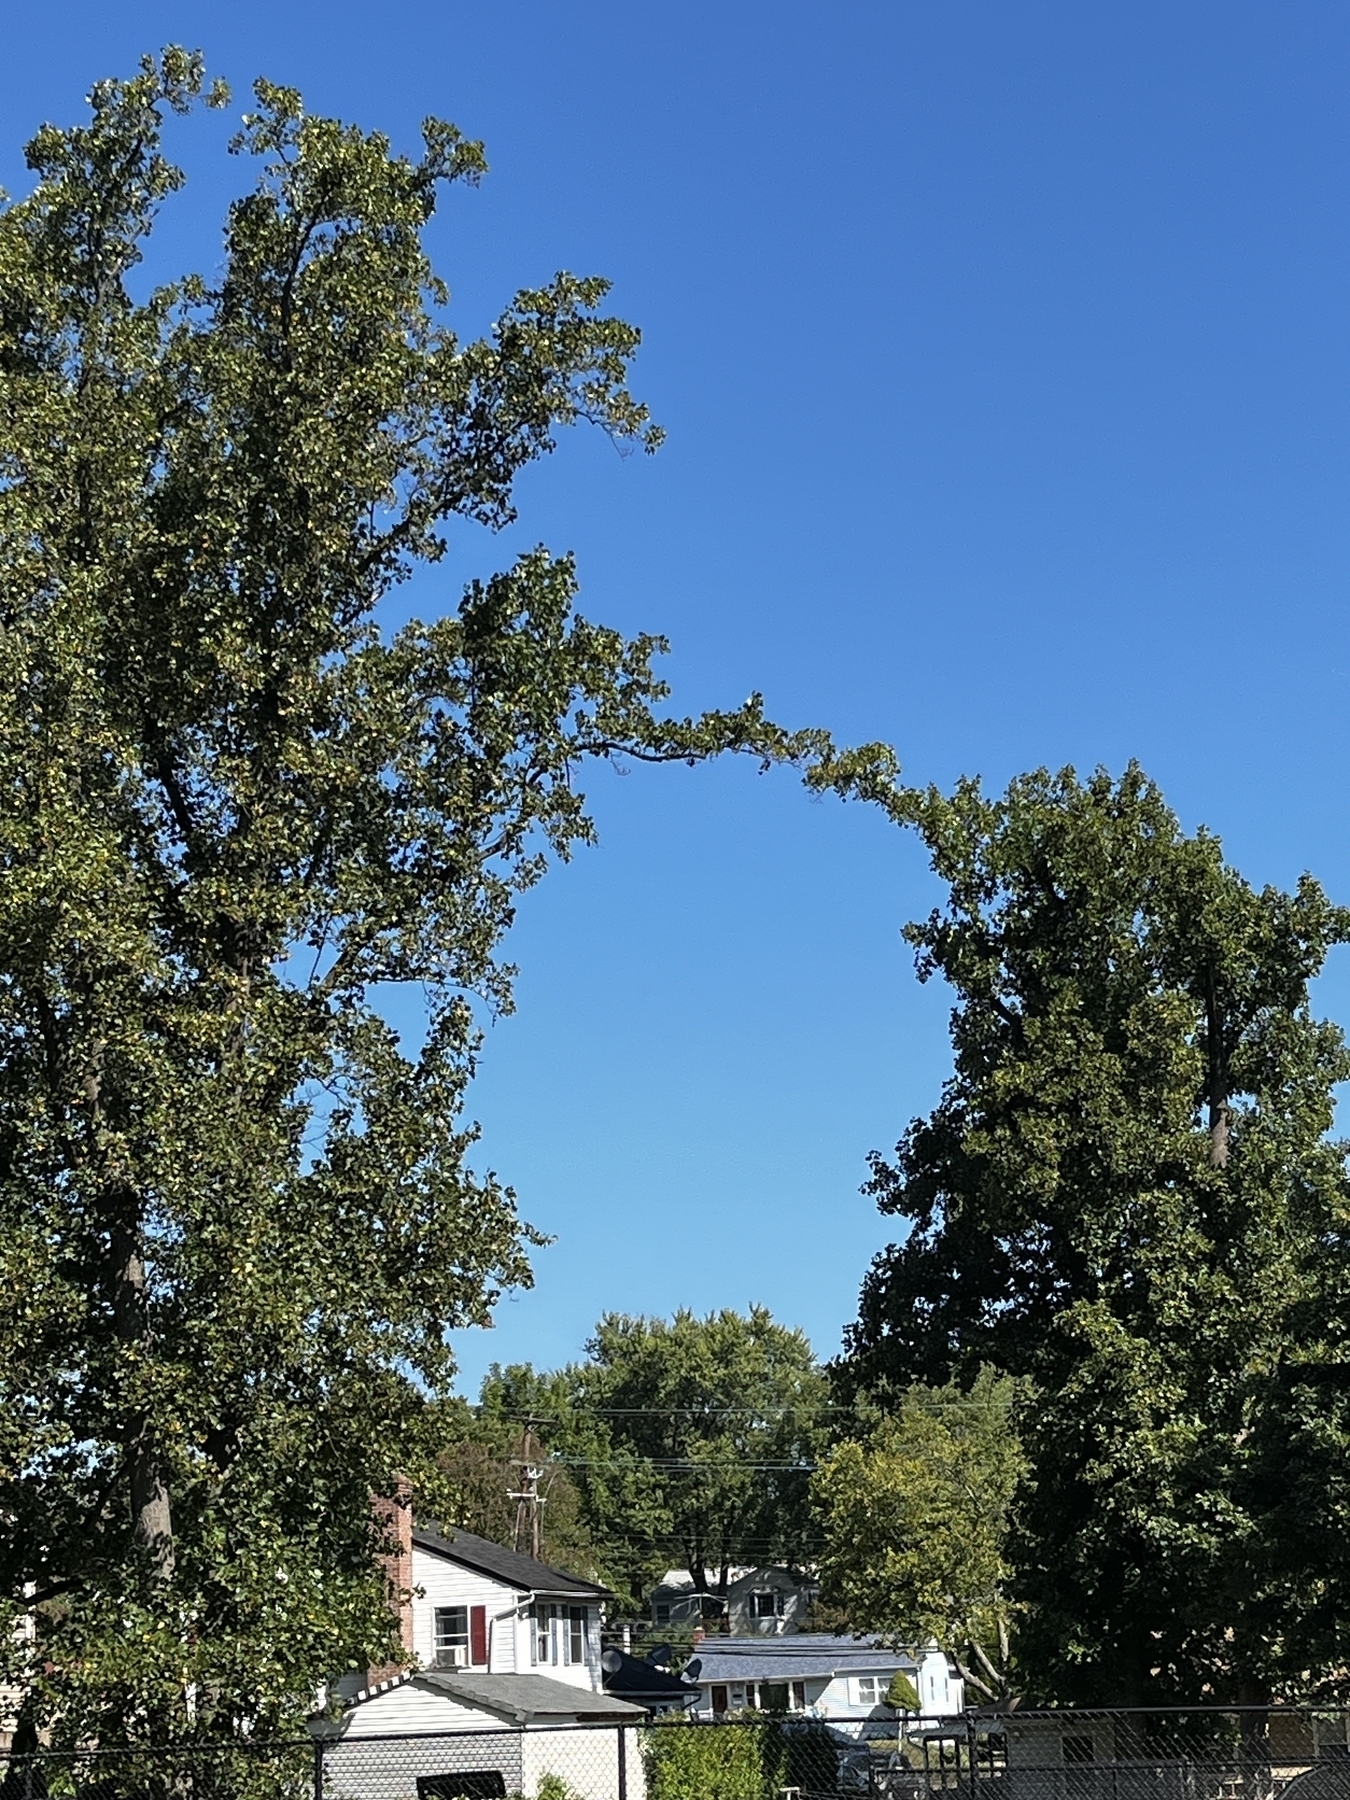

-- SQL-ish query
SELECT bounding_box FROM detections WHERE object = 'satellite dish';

[600,1649,624,1674]
[682,1657,703,1683]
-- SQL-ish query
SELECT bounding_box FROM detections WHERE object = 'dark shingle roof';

[601,1647,697,1707]
[412,1525,609,1599]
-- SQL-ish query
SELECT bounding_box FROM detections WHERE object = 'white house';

[323,1510,646,1800]
[682,1636,964,1727]
[404,1524,611,1689]
[650,1567,818,1636]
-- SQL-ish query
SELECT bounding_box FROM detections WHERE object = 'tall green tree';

[0,53,893,1743]
[479,1310,829,1617]
[840,765,1350,1704]
[812,1369,1022,1701]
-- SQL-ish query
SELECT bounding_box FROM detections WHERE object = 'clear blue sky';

[8,4,1350,1392]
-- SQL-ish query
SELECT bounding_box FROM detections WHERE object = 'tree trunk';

[1205,969,1230,1169]
[112,1212,175,1589]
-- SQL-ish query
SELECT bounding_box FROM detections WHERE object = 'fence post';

[312,1735,325,1800]
[617,1724,628,1800]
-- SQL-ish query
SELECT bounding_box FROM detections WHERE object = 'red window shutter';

[470,1605,487,1666]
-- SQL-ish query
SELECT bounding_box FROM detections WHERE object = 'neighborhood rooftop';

[687,1635,915,1683]
[414,1670,645,1724]
[412,1524,610,1599]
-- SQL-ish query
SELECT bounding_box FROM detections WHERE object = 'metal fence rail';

[0,1711,1347,1800]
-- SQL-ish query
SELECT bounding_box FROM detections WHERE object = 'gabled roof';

[329,1670,646,1727]
[419,1670,645,1724]
[690,1634,916,1684]
[412,1525,609,1600]
[655,1566,812,1594]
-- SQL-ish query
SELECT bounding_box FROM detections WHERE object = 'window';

[749,1590,784,1619]
[743,1681,804,1714]
[654,1601,671,1625]
[566,1606,587,1665]
[855,1675,884,1706]
[710,1684,730,1716]
[532,1602,556,1665]
[416,1776,506,1800]
[434,1606,469,1667]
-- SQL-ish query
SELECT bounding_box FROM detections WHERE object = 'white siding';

[411,1547,522,1674]
[517,1600,603,1691]
[332,1680,505,1736]
[813,1670,898,1717]
[692,1667,909,1721]
[520,1724,646,1800]
[407,1548,604,1690]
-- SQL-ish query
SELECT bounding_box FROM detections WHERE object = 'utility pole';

[508,1425,546,1559]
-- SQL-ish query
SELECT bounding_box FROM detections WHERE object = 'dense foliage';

[463,1308,829,1614]
[0,53,895,1743]
[642,1715,837,1800]
[841,766,1350,1703]
[812,1368,1022,1699]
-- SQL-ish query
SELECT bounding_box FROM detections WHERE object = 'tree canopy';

[0,52,894,1744]
[472,1308,829,1616]
[840,765,1350,1704]
[811,1368,1022,1701]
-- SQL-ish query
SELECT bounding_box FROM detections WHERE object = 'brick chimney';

[367,1478,414,1687]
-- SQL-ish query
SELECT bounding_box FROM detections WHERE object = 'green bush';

[533,1779,585,1800]
[642,1718,786,1800]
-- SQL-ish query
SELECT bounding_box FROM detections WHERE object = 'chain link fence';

[862,1710,1350,1800]
[1,1712,1348,1800]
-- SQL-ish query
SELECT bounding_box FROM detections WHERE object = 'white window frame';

[434,1605,469,1666]
[749,1590,784,1619]
[854,1674,885,1706]
[532,1602,557,1665]
[565,1605,586,1665]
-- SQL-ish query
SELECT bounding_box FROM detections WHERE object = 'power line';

[550,1457,817,1471]
[482,1402,1010,1418]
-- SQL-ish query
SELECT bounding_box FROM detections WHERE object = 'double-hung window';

[565,1606,587,1665]
[434,1606,469,1667]
[855,1675,884,1706]
[533,1602,556,1665]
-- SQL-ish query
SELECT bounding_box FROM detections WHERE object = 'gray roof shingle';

[419,1671,646,1723]
[690,1635,916,1685]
